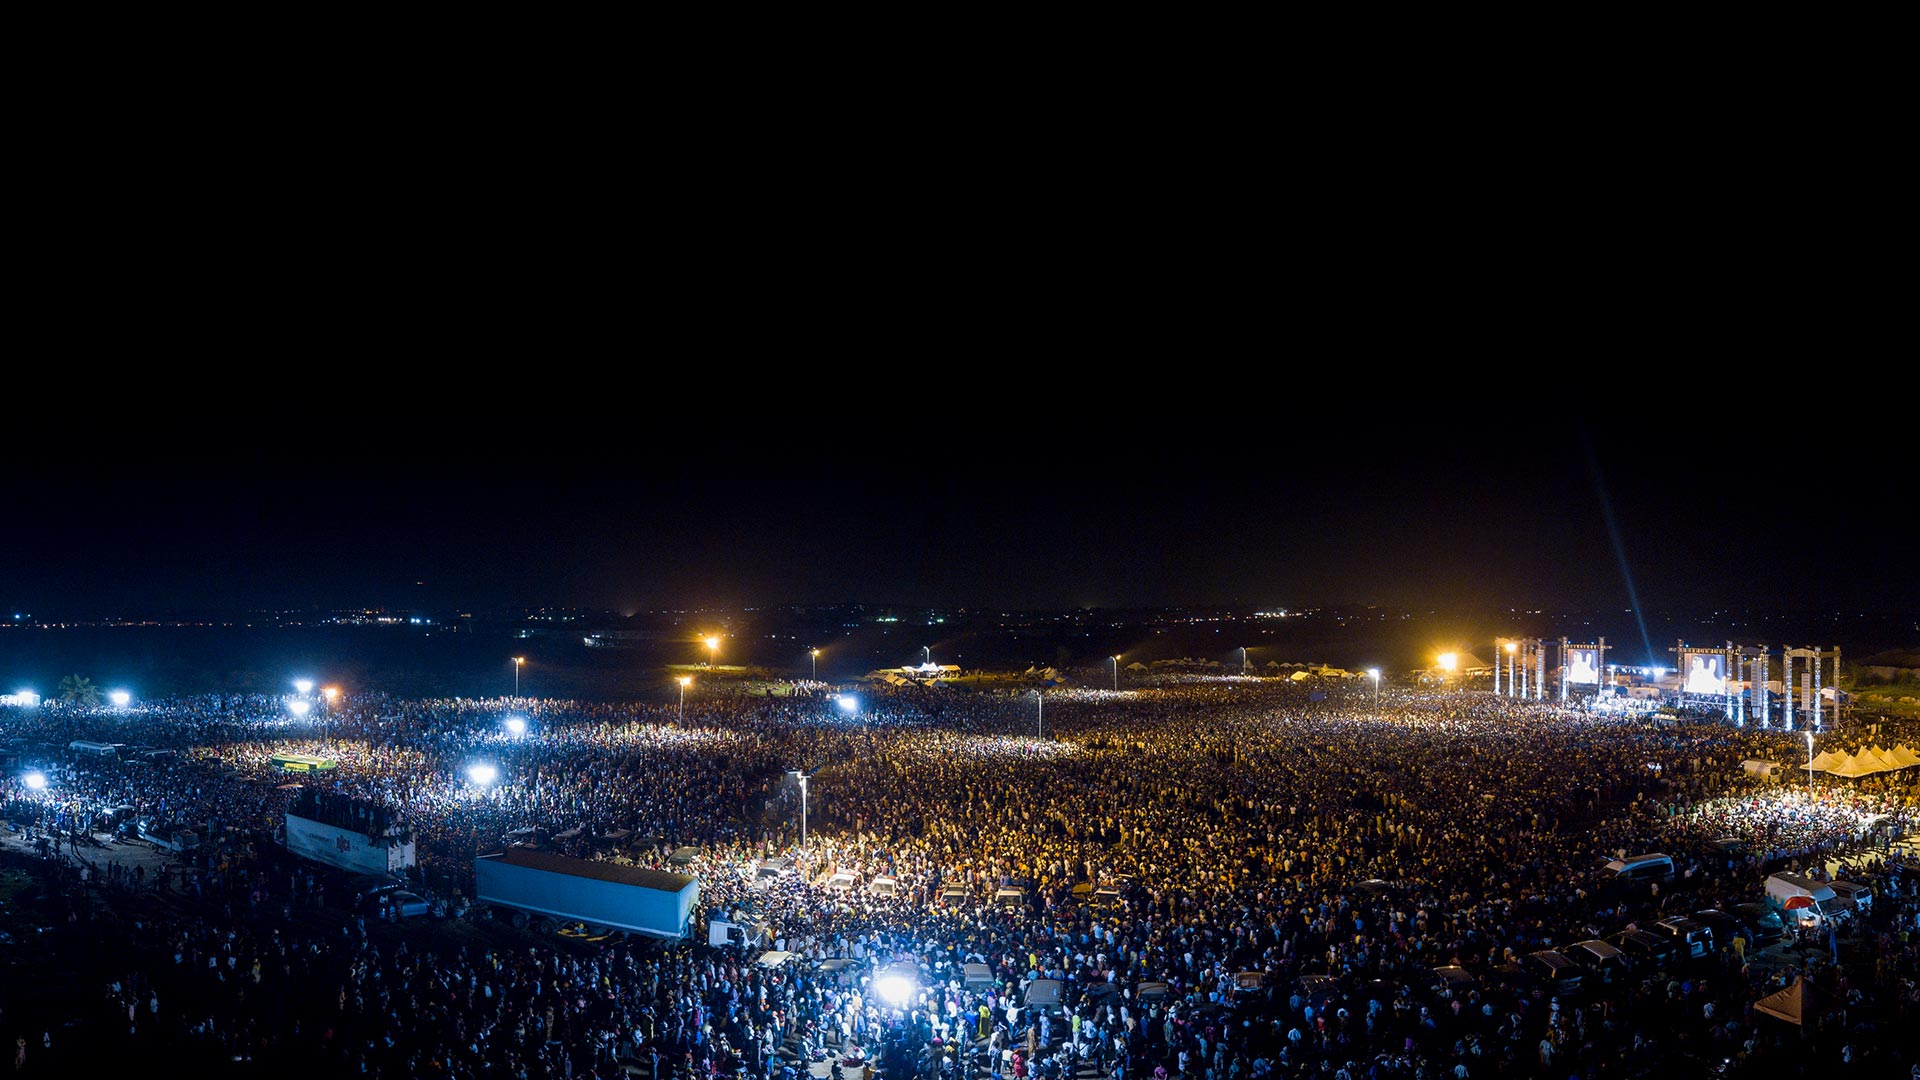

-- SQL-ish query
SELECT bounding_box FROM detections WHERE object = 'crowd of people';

[3,677,1920,1078]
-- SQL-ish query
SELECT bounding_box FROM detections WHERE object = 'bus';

[270,753,338,773]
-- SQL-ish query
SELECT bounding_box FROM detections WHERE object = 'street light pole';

[923,646,931,666]
[1034,690,1044,738]
[513,657,524,697]
[810,649,819,681]
[1240,647,1248,675]
[1369,668,1380,709]
[798,774,808,850]
[677,676,691,724]
[1806,731,1815,800]
[1111,656,1120,692]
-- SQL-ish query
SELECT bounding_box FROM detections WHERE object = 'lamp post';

[923,646,931,666]
[1806,731,1815,800]
[1033,690,1044,739]
[1239,647,1249,675]
[1368,668,1380,709]
[512,657,524,697]
[1111,655,1120,691]
[704,637,720,670]
[810,648,819,681]
[787,770,810,851]
[677,676,692,724]
[1504,641,1516,698]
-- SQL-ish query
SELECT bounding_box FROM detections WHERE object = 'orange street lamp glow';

[1437,653,1458,672]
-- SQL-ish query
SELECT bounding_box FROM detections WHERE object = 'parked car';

[1521,951,1584,997]
[1690,910,1758,952]
[1606,929,1674,969]
[1424,965,1479,1001]
[356,883,432,918]
[1651,917,1713,960]
[1563,939,1630,985]
[1734,903,1787,943]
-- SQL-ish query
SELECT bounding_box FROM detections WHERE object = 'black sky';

[4,414,1908,619]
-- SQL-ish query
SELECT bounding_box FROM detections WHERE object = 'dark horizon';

[7,417,1910,621]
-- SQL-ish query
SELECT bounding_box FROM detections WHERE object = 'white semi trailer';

[475,850,698,939]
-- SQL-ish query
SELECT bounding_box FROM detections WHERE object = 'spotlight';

[466,763,499,787]
[504,716,528,737]
[288,699,312,717]
[109,690,132,708]
[294,679,315,695]
[836,695,859,713]
[23,772,48,791]
[872,973,915,1007]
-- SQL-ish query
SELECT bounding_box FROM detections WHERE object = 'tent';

[1807,750,1841,773]
[1826,753,1879,779]
[1754,977,1812,1026]
[1891,745,1920,767]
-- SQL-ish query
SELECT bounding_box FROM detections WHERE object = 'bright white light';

[836,695,858,713]
[1367,669,1380,680]
[872,973,915,1007]
[287,699,312,717]
[466,763,499,787]
[294,679,314,695]
[23,772,47,791]
[109,690,132,708]
[504,716,528,736]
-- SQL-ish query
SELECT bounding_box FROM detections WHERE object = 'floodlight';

[23,772,47,791]
[505,716,528,736]
[294,679,314,695]
[322,687,341,702]
[836,695,858,713]
[287,699,312,717]
[109,690,132,707]
[466,763,499,786]
[873,973,915,1007]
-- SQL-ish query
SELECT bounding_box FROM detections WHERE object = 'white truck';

[1764,873,1840,928]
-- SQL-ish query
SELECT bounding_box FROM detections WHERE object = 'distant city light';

[23,772,47,791]
[504,716,528,736]
[836,695,859,713]
[288,699,312,717]
[293,679,315,695]
[466,763,500,787]
[109,690,132,708]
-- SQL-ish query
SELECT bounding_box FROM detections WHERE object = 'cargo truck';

[475,850,698,939]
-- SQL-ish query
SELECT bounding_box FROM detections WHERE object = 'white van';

[1764,873,1839,927]
[1826,880,1873,915]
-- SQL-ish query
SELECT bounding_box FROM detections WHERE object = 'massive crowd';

[3,678,1920,1079]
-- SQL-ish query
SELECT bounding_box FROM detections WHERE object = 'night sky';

[5,417,1909,619]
